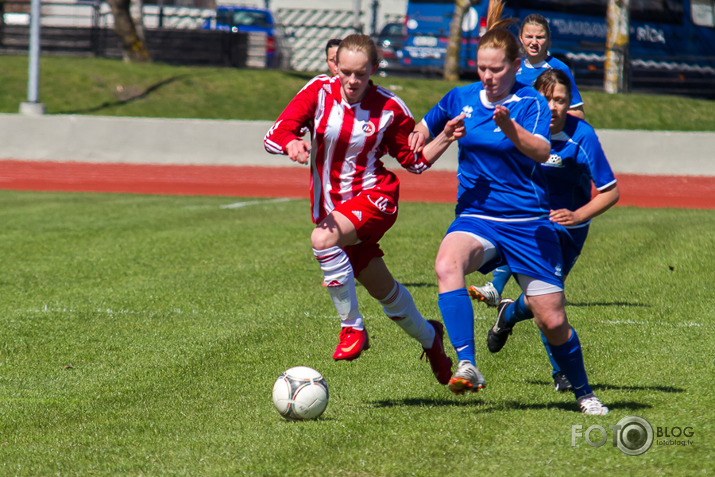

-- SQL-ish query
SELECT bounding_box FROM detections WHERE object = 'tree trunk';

[604,0,630,93]
[107,0,151,62]
[444,0,471,81]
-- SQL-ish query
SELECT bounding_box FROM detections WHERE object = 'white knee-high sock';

[313,246,363,329]
[380,282,435,348]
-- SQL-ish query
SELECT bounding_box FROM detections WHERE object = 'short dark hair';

[325,38,342,56]
[534,69,572,99]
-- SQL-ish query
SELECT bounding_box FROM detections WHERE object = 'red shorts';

[333,193,398,276]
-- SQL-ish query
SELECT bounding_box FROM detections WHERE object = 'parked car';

[203,6,292,69]
[373,22,405,73]
[375,22,404,60]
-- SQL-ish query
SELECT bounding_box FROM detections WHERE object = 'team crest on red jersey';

[361,121,376,136]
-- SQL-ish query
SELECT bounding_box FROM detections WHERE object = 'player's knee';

[535,312,570,344]
[310,227,334,250]
[434,253,461,285]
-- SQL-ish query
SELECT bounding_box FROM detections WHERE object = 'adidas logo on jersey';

[352,210,363,221]
[461,105,473,118]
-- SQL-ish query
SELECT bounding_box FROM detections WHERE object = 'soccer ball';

[272,366,329,420]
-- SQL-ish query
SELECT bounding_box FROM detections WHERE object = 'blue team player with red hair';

[471,68,619,395]
[412,0,610,414]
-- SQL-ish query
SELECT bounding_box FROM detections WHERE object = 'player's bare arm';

[409,122,431,153]
[550,183,620,226]
[494,105,550,163]
[423,114,465,165]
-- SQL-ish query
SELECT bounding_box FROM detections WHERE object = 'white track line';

[220,198,292,209]
[184,198,293,210]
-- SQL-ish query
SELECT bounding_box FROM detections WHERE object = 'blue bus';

[400,0,715,96]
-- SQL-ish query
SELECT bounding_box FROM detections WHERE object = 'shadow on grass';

[478,400,653,413]
[526,379,685,394]
[58,74,192,115]
[399,282,437,289]
[370,397,488,408]
[566,301,651,307]
[370,397,652,414]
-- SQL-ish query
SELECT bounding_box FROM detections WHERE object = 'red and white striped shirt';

[264,74,430,223]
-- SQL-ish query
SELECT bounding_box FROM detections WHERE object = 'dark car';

[204,6,292,69]
[374,22,405,69]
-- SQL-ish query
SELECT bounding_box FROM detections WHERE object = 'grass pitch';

[0,190,712,475]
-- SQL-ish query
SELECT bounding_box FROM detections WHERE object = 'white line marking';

[184,198,294,210]
[220,198,292,209]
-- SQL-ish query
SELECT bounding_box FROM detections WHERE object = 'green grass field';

[1,55,714,131]
[0,190,712,475]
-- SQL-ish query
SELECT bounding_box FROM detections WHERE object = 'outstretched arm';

[422,114,465,165]
[549,183,620,226]
[494,105,550,163]
[409,122,432,153]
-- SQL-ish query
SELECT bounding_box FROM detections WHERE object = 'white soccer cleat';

[468,282,501,307]
[578,393,609,415]
[448,360,486,395]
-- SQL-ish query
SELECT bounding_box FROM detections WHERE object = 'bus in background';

[400,0,486,76]
[400,0,715,97]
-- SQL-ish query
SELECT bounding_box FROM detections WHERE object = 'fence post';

[20,0,45,114]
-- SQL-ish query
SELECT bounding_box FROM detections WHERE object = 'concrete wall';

[1,114,713,176]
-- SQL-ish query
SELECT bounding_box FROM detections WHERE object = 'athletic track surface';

[1,160,714,209]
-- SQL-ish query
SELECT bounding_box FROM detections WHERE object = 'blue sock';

[438,288,475,364]
[546,329,593,398]
[491,266,511,295]
[502,294,533,326]
[540,331,562,375]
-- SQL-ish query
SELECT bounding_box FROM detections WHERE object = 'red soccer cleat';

[421,320,453,385]
[333,326,370,361]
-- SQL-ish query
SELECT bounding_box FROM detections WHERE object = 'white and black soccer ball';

[272,366,329,420]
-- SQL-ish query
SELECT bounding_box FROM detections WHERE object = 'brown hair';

[520,13,551,40]
[478,0,520,63]
[533,69,572,100]
[337,34,380,69]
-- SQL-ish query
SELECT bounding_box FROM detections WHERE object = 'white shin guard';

[313,246,363,329]
[380,282,435,348]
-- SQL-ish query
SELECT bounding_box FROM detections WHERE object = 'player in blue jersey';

[470,68,619,395]
[515,14,585,120]
[412,0,609,414]
[470,14,587,306]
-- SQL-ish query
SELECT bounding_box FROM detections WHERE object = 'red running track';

[1,160,714,209]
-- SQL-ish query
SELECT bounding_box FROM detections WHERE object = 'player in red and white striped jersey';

[264,34,462,385]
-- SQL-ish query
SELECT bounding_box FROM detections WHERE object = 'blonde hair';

[478,0,520,63]
[337,34,381,69]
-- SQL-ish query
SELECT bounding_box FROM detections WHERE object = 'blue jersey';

[516,56,584,109]
[422,81,552,220]
[542,115,617,225]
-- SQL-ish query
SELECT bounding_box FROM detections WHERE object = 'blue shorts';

[556,224,590,278]
[446,215,564,288]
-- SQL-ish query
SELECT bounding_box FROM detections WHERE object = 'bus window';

[691,0,715,26]
[507,0,607,16]
[630,0,683,23]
